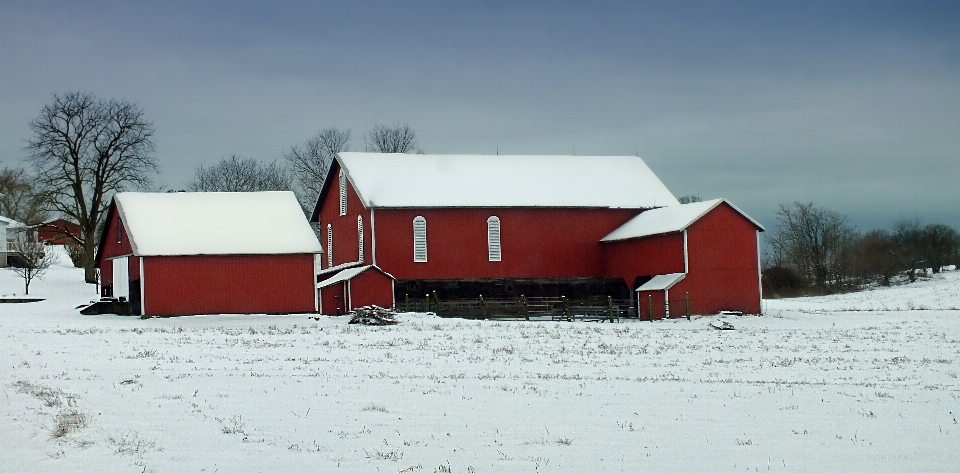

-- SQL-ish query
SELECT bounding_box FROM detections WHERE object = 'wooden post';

[607,296,614,323]
[562,295,571,322]
[648,295,653,322]
[685,292,691,320]
[479,294,486,319]
[404,293,409,312]
[433,290,440,315]
[425,294,431,313]
[521,294,529,321]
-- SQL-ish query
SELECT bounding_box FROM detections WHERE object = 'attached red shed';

[96,191,323,316]
[317,265,395,315]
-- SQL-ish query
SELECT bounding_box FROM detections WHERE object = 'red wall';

[373,207,639,280]
[142,254,316,316]
[319,281,347,315]
[349,270,394,310]
[637,290,666,320]
[601,232,685,287]
[38,219,81,245]
[98,205,136,289]
[673,203,761,314]
[315,163,372,270]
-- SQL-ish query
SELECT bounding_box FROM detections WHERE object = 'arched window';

[326,224,333,268]
[358,215,364,263]
[487,216,501,262]
[339,171,347,216]
[413,216,427,263]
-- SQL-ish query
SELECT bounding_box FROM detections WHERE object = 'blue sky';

[1,0,958,232]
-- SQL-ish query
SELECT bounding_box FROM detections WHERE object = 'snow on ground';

[1,254,958,472]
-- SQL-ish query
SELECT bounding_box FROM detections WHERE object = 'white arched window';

[413,216,427,263]
[487,216,501,262]
[327,224,333,268]
[339,171,347,216]
[358,215,364,263]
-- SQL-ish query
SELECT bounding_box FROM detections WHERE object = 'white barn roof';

[601,199,764,242]
[336,153,679,209]
[115,192,323,256]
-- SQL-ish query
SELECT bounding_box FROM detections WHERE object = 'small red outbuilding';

[95,191,323,316]
[317,265,395,315]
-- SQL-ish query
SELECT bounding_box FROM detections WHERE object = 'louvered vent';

[487,216,501,262]
[413,216,427,262]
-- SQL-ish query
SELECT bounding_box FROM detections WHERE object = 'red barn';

[96,191,323,316]
[310,153,764,317]
[37,218,82,245]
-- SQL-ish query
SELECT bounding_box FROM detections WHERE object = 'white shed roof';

[336,153,679,209]
[601,199,764,242]
[317,265,395,288]
[636,273,686,291]
[115,192,323,256]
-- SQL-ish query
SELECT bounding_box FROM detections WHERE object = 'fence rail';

[399,293,632,322]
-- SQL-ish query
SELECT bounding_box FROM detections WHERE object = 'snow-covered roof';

[635,273,686,292]
[115,192,323,256]
[317,265,394,288]
[335,153,679,209]
[0,216,25,228]
[601,199,764,242]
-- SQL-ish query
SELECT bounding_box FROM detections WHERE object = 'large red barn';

[311,153,764,317]
[96,191,323,316]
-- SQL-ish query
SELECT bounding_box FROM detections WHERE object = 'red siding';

[674,203,761,314]
[349,270,394,310]
[38,219,82,245]
[637,290,666,320]
[374,208,639,280]
[319,282,347,315]
[142,254,316,316]
[316,163,372,269]
[98,206,136,290]
[601,232,685,287]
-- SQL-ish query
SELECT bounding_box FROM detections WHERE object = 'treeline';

[763,202,960,297]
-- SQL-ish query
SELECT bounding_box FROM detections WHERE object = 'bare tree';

[364,124,421,153]
[677,195,702,204]
[771,202,855,293]
[26,92,157,283]
[850,230,900,286]
[7,238,57,295]
[188,155,292,192]
[921,223,959,274]
[891,219,924,282]
[284,128,350,212]
[0,167,47,224]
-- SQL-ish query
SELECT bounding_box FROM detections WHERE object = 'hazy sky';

[1,0,958,232]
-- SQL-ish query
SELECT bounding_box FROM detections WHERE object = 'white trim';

[370,208,377,266]
[105,253,135,261]
[391,279,396,309]
[313,251,319,312]
[665,289,670,318]
[757,230,763,314]
[682,229,689,274]
[139,257,145,316]
[346,279,352,312]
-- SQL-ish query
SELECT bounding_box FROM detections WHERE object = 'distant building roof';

[333,152,680,209]
[601,199,764,242]
[115,191,323,256]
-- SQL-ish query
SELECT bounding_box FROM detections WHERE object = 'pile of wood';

[348,305,399,325]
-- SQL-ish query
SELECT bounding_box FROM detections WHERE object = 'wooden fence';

[399,292,632,322]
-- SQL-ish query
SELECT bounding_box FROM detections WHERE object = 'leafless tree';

[284,128,351,212]
[850,230,900,286]
[189,155,292,193]
[771,202,855,293]
[890,219,925,282]
[26,92,157,283]
[364,124,421,154]
[7,238,57,295]
[0,167,48,224]
[920,223,959,274]
[677,195,702,204]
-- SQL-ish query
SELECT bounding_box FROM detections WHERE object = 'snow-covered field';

[2,251,958,472]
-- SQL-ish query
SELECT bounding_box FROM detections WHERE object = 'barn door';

[113,257,129,301]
